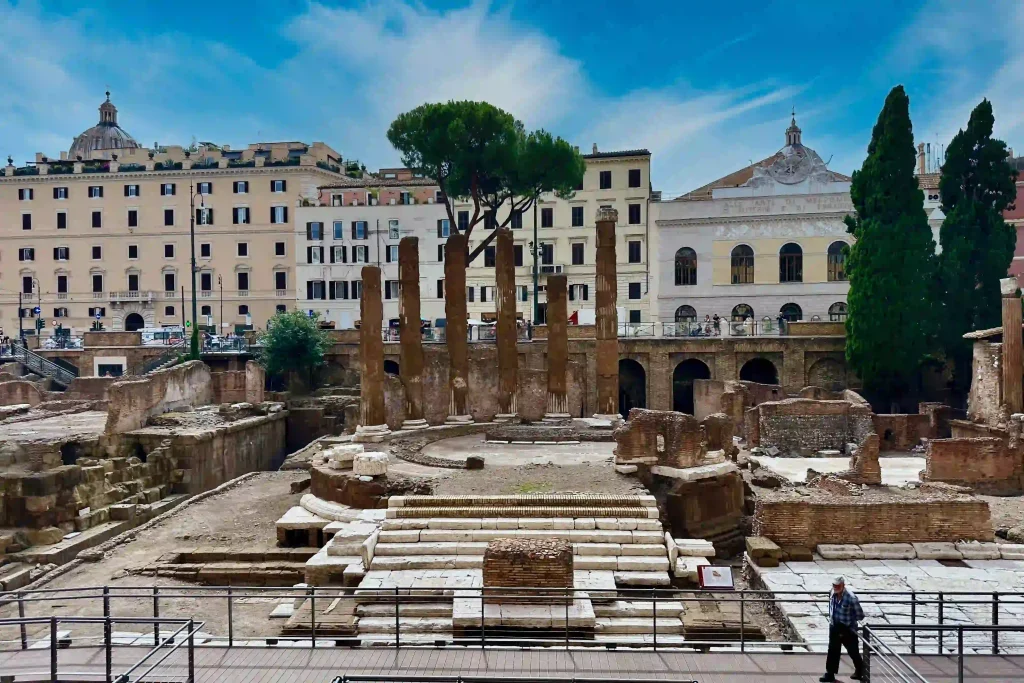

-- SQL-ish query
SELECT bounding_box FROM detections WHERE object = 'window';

[519,285,529,302]
[201,305,211,316]
[457,211,469,232]
[437,219,451,238]
[479,286,494,303]
[200,243,211,258]
[128,273,139,291]
[89,186,103,198]
[351,280,362,298]
[239,305,249,315]
[164,272,176,292]
[569,284,589,301]
[196,208,213,225]
[271,179,286,193]
[484,212,496,230]
[514,244,523,267]
[352,221,368,239]
[18,188,33,201]
[307,280,324,300]
[197,182,212,195]
[829,302,849,322]
[629,309,641,324]
[571,206,583,227]
[467,286,475,302]
[164,305,175,316]
[57,212,67,230]
[164,244,174,258]
[306,222,323,240]
[18,247,34,261]
[540,207,554,228]
[56,275,68,293]
[436,279,444,299]
[627,241,642,264]
[270,206,287,224]
[233,181,248,194]
[128,244,138,259]
[275,242,286,257]
[628,169,641,188]
[164,209,174,226]
[400,191,411,205]
[628,203,641,225]
[779,243,803,283]
[331,246,346,263]
[308,246,323,264]
[22,276,33,294]
[389,220,400,239]
[385,280,400,300]
[233,207,250,225]
[201,273,212,291]
[599,170,612,190]
[22,213,31,230]
[571,242,585,265]
[730,245,754,284]
[435,190,444,204]
[484,246,496,268]
[275,271,287,290]
[92,275,103,293]
[354,245,368,263]
[628,282,642,300]
[128,209,138,227]
[276,304,287,313]
[237,242,249,257]
[333,221,344,239]
[237,272,249,291]
[54,307,68,318]
[437,244,444,262]
[675,305,697,322]
[53,187,68,200]
[124,184,140,198]
[92,246,102,259]
[386,245,399,263]
[541,243,554,265]
[674,247,696,286]
[780,303,802,322]
[329,279,345,300]
[827,241,848,282]
[54,246,69,261]
[510,211,523,230]
[731,303,753,321]
[161,183,176,196]
[89,306,106,317]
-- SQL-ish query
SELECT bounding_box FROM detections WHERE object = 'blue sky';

[2,0,1023,194]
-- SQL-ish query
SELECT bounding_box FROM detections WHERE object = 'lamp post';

[218,274,223,337]
[532,201,539,324]
[188,181,205,358]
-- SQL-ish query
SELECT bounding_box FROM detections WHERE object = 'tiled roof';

[582,149,651,160]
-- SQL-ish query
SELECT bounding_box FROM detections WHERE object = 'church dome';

[68,92,139,160]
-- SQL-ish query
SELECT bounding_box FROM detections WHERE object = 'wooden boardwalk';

[2,646,1023,682]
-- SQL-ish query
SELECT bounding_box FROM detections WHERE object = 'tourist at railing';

[821,576,865,682]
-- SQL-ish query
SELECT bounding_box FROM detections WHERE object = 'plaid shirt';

[828,588,864,628]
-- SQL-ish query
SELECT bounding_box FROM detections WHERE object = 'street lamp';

[189,180,205,358]
[218,274,223,337]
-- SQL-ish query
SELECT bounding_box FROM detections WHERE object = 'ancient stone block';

[353,452,388,477]
[105,361,213,434]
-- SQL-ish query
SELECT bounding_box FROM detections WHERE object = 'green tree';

[937,99,1019,394]
[387,100,584,262]
[257,309,331,390]
[844,85,937,411]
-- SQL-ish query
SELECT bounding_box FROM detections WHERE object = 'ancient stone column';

[355,265,391,442]
[544,274,570,422]
[594,207,621,423]
[444,233,473,423]
[495,228,519,422]
[398,237,428,429]
[1002,276,1022,415]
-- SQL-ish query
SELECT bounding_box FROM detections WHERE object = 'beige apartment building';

[0,93,349,338]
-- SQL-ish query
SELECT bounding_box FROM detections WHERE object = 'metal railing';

[127,340,186,376]
[862,624,1024,683]
[0,614,201,683]
[10,340,79,385]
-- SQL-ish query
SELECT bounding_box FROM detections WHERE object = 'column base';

[445,414,475,425]
[493,413,521,424]
[591,414,624,428]
[353,424,392,443]
[400,419,430,431]
[542,413,572,424]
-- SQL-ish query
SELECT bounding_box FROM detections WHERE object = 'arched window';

[829,302,848,321]
[827,241,848,281]
[675,305,697,322]
[779,243,803,283]
[780,303,802,322]
[675,248,697,286]
[731,303,753,321]
[731,245,754,284]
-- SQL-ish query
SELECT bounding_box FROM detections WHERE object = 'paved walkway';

[2,647,1023,682]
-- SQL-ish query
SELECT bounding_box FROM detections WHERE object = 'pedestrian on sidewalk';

[821,576,865,681]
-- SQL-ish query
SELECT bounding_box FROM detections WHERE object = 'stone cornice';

[0,165,346,184]
[656,211,852,227]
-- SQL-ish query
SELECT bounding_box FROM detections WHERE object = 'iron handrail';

[127,339,186,376]
[10,340,79,384]
[862,624,1024,683]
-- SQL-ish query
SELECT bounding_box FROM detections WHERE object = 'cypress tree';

[844,86,937,411]
[937,99,1018,395]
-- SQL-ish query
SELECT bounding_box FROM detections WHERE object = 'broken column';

[495,228,519,422]
[398,237,428,429]
[444,233,473,423]
[544,274,570,422]
[594,207,621,423]
[354,265,391,442]
[1002,276,1022,415]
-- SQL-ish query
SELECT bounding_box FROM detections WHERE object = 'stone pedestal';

[400,418,429,430]
[357,265,391,440]
[493,413,522,424]
[1001,277,1022,414]
[495,228,519,420]
[594,207,621,421]
[482,538,573,604]
[544,274,570,421]
[353,451,389,477]
[399,236,427,429]
[444,234,473,423]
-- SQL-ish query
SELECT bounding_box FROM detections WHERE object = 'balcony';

[276,290,288,297]
[539,264,565,275]
[200,291,214,298]
[110,291,154,304]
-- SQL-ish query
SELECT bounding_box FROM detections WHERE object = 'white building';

[651,117,854,332]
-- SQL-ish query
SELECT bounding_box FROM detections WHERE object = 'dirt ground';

[434,461,646,496]
[979,494,1024,534]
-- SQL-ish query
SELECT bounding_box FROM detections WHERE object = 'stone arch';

[124,313,145,332]
[740,357,778,384]
[618,358,646,415]
[383,359,400,376]
[672,358,711,414]
[807,357,846,391]
[112,302,154,331]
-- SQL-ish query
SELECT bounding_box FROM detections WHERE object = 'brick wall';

[757,399,875,455]
[753,498,993,546]
[613,408,704,467]
[923,437,1022,495]
[483,538,573,603]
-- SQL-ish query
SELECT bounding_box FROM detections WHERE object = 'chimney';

[592,143,598,154]
[917,143,926,175]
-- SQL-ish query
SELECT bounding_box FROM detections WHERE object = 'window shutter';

[53,247,59,260]
[437,219,443,238]
[329,247,335,264]
[319,247,325,263]
[306,281,313,300]
[319,282,326,300]
[124,185,129,197]
[208,209,213,224]
[52,188,58,199]
[170,184,175,196]
[568,286,575,301]
[307,246,313,263]
[196,208,201,225]
[282,207,288,223]
[281,180,287,192]
[329,282,336,300]
[583,284,589,301]
[467,286,474,302]
[351,222,356,239]
[306,222,312,240]
[386,247,392,263]
[270,207,275,223]
[342,246,348,263]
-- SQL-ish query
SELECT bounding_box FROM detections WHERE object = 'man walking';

[821,576,864,682]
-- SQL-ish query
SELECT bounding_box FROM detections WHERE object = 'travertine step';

[593,600,685,618]
[595,617,684,634]
[613,571,672,587]
[357,603,453,618]
[377,529,666,544]
[391,494,658,508]
[387,506,658,519]
[382,517,663,531]
[357,616,454,633]
[373,542,666,557]
[370,555,668,572]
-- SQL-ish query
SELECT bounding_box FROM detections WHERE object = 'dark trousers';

[826,622,863,675]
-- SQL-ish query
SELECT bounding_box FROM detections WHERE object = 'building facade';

[0,94,348,337]
[651,118,854,332]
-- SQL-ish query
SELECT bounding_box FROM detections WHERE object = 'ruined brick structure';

[495,228,519,420]
[545,274,570,419]
[753,398,875,455]
[838,433,881,485]
[702,412,737,457]
[444,233,472,422]
[482,537,573,603]
[613,408,704,467]
[922,435,1022,495]
[398,237,428,429]
[594,207,619,420]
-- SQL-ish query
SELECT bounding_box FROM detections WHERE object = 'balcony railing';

[109,290,154,303]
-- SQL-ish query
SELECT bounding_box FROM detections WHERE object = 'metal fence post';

[957,626,964,683]
[740,590,745,653]
[188,618,196,683]
[910,591,916,655]
[938,593,944,654]
[564,588,570,650]
[651,588,657,651]
[861,626,871,683]
[394,586,400,650]
[153,586,160,647]
[50,616,57,683]
[17,591,27,650]
[227,586,234,647]
[992,592,999,655]
[310,585,317,649]
[103,585,110,619]
[105,616,112,683]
